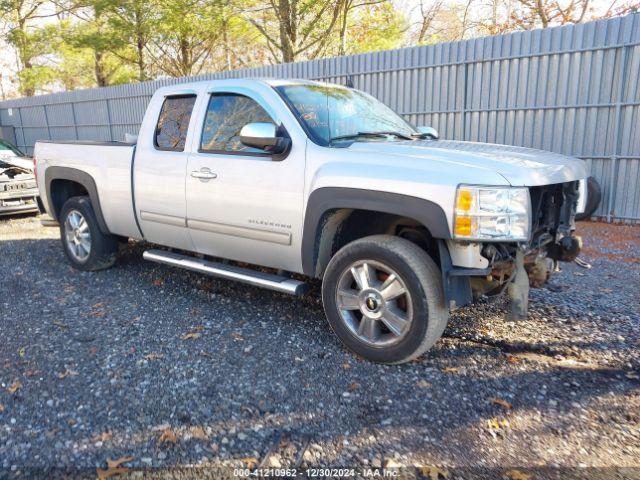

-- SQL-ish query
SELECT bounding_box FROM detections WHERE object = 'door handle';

[191,169,218,180]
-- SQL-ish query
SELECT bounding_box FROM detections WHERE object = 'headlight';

[453,186,531,241]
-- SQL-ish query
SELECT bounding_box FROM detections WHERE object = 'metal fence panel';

[1,13,639,221]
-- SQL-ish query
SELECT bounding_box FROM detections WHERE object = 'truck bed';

[35,140,141,239]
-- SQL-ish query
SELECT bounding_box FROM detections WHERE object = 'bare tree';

[415,0,445,43]
[245,0,346,63]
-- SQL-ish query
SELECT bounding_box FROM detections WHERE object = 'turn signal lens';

[456,189,473,212]
[454,216,472,236]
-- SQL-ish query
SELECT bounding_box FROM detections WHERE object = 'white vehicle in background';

[0,139,40,216]
[34,79,587,364]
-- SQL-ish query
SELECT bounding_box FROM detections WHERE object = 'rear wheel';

[59,196,118,271]
[321,235,448,364]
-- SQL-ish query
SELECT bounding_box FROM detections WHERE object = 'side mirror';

[417,126,439,140]
[240,122,290,155]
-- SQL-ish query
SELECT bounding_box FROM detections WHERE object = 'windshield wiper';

[329,131,414,143]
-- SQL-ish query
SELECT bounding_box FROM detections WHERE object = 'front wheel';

[321,235,449,364]
[59,196,118,271]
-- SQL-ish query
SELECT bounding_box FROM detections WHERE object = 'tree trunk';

[135,5,146,81]
[278,0,296,63]
[94,51,108,87]
[338,1,350,56]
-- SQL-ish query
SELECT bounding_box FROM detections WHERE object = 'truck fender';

[301,187,451,277]
[44,166,110,234]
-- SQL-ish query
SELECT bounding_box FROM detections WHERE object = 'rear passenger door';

[133,93,198,250]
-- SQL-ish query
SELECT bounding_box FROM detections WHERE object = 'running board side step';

[143,249,308,296]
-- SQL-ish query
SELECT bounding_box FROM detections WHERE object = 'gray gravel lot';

[0,215,638,479]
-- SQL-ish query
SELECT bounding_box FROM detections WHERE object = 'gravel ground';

[0,215,638,479]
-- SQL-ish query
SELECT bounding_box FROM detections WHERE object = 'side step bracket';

[143,249,308,296]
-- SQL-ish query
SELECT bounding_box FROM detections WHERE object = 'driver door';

[185,88,305,272]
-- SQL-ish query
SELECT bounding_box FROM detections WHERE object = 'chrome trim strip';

[143,249,307,295]
[187,219,291,245]
[140,211,186,227]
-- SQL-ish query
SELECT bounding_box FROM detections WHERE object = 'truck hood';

[0,152,33,171]
[347,139,588,186]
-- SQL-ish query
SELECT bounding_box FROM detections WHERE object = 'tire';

[59,196,118,271]
[575,176,602,221]
[321,235,449,364]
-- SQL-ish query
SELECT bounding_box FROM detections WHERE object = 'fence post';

[16,107,25,153]
[105,98,114,141]
[42,104,52,140]
[70,102,79,140]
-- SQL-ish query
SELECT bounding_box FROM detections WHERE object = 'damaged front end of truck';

[443,180,585,320]
[0,158,40,217]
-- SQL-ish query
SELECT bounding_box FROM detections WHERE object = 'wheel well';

[312,208,439,278]
[50,179,88,219]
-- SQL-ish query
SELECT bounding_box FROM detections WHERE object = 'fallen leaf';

[599,287,613,293]
[67,418,76,426]
[505,354,520,364]
[491,398,513,410]
[18,347,26,357]
[98,431,113,442]
[152,279,164,286]
[7,380,22,394]
[231,332,244,341]
[342,363,351,369]
[92,302,105,309]
[349,381,360,391]
[487,417,510,438]
[53,320,68,329]
[58,368,78,379]
[96,456,134,480]
[505,469,531,480]
[181,332,201,340]
[89,346,99,355]
[238,457,259,468]
[417,380,431,388]
[96,467,128,480]
[190,426,208,440]
[0,404,4,413]
[158,428,178,444]
[418,465,449,479]
[441,367,459,374]
[143,353,164,361]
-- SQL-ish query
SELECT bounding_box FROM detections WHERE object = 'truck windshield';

[275,84,417,146]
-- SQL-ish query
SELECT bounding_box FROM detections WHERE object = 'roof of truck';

[153,78,347,95]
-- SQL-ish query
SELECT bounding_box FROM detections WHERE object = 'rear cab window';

[154,95,197,151]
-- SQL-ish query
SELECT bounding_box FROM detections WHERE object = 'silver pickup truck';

[35,79,588,364]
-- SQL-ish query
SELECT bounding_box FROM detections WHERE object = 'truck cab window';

[154,95,196,151]
[200,94,273,153]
